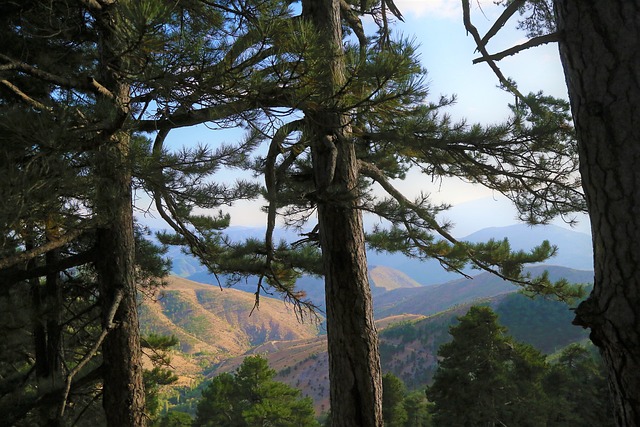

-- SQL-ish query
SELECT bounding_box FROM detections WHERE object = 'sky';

[140,0,591,237]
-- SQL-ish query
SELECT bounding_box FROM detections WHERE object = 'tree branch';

[0,228,87,270]
[0,79,50,111]
[479,0,526,47]
[460,0,534,108]
[358,159,560,290]
[473,32,560,64]
[59,289,123,417]
[0,247,97,285]
[0,54,114,98]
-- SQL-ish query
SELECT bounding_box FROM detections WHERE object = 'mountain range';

[139,223,594,414]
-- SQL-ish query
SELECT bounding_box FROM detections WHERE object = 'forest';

[1,1,639,426]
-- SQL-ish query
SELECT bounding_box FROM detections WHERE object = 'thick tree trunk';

[555,2,640,425]
[94,4,146,426]
[302,1,383,426]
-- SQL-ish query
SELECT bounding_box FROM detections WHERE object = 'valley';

[140,224,594,415]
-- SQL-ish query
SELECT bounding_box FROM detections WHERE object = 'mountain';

[162,223,593,287]
[463,223,593,271]
[369,265,422,292]
[207,292,588,414]
[138,276,320,381]
[210,314,426,415]
[374,265,593,318]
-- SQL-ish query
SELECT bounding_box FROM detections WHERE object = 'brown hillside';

[139,276,320,383]
[209,314,424,415]
[369,265,422,291]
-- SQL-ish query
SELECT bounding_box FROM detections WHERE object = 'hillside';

[369,265,422,292]
[374,265,593,318]
[139,276,320,383]
[210,292,588,414]
[210,314,425,415]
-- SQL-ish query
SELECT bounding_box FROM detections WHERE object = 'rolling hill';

[138,276,321,383]
[205,292,588,414]
[374,265,593,318]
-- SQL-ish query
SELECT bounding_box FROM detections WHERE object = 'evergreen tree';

[157,411,193,427]
[544,343,615,426]
[460,1,640,422]
[427,306,548,427]
[402,391,432,427]
[382,373,408,427]
[0,2,587,426]
[194,355,318,427]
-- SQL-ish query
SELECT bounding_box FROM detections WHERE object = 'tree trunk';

[302,1,383,426]
[555,2,640,425]
[94,4,146,426]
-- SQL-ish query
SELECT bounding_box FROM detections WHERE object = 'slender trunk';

[94,4,146,426]
[555,1,640,425]
[302,1,383,425]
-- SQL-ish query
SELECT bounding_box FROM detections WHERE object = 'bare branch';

[480,0,526,47]
[59,289,123,417]
[0,79,51,111]
[473,32,560,64]
[0,228,87,270]
[462,1,523,94]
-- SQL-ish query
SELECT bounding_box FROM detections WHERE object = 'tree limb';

[59,289,123,417]
[0,228,87,271]
[0,54,114,98]
[0,247,97,285]
[479,0,526,48]
[473,32,560,64]
[358,159,561,290]
[461,0,527,101]
[0,79,50,111]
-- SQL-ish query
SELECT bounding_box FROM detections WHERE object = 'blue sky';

[142,1,590,236]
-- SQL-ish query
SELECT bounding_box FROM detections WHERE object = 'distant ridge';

[374,265,593,318]
[161,223,594,285]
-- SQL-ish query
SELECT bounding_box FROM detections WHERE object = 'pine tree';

[382,373,408,427]
[193,355,318,427]
[544,343,615,426]
[427,306,548,427]
[460,2,640,423]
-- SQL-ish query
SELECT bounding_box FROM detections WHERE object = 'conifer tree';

[382,373,409,427]
[544,343,615,426]
[194,355,318,427]
[459,2,640,423]
[427,306,548,427]
[0,2,586,426]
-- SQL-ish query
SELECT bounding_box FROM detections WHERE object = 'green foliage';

[194,355,318,427]
[544,343,615,426]
[382,373,408,427]
[427,306,548,427]
[495,292,588,353]
[142,333,180,421]
[426,306,614,426]
[403,391,433,427]
[156,411,194,427]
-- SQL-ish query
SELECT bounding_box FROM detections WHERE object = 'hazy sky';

[141,1,590,236]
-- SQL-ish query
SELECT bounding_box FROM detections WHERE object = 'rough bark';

[302,1,383,425]
[555,1,640,425]
[94,3,146,426]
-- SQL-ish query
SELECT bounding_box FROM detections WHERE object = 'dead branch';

[473,32,560,64]
[59,289,123,417]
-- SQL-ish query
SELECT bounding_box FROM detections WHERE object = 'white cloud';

[395,0,495,20]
